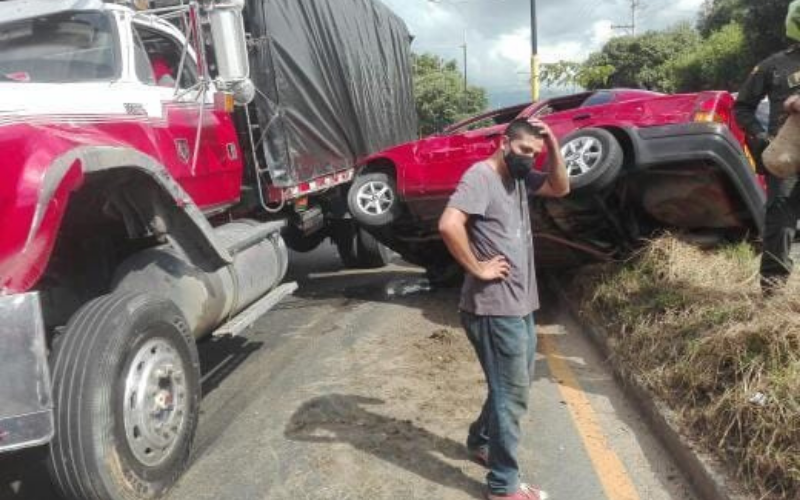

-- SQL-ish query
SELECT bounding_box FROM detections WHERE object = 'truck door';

[131,22,242,210]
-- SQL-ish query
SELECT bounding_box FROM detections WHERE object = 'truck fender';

[39,146,233,269]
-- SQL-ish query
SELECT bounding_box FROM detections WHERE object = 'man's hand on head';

[528,118,553,141]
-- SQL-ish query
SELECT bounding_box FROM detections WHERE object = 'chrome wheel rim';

[123,338,188,467]
[561,136,603,177]
[356,181,394,216]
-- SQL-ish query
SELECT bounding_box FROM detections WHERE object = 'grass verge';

[567,236,799,499]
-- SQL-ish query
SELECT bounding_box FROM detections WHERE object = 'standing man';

[734,0,800,293]
[438,118,568,500]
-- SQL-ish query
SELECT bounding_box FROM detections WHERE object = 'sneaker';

[486,483,549,500]
[467,444,489,467]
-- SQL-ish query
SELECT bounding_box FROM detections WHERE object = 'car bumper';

[630,122,766,234]
[0,292,54,453]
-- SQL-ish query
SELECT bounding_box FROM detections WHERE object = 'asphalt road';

[1,243,698,500]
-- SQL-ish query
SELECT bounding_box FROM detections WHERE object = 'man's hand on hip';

[476,255,510,281]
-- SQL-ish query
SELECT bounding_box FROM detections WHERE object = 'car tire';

[348,171,401,227]
[48,293,200,500]
[560,128,623,194]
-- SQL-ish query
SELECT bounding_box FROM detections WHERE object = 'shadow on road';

[198,336,265,396]
[285,394,485,499]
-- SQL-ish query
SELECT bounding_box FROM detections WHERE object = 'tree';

[412,53,488,136]
[540,60,615,90]
[537,1,793,95]
[583,24,702,90]
[699,0,793,68]
[664,22,749,92]
[697,0,746,37]
[743,0,793,64]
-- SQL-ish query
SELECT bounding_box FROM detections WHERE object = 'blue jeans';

[461,311,537,495]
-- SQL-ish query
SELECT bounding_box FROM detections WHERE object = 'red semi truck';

[0,1,416,498]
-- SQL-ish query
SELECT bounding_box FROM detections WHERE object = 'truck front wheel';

[48,293,200,500]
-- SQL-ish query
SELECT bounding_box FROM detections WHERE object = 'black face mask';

[504,147,533,180]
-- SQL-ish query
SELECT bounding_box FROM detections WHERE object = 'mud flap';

[0,292,54,453]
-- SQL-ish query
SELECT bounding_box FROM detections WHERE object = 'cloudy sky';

[380,0,707,107]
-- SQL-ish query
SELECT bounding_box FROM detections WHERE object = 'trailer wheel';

[348,171,401,227]
[48,293,200,500]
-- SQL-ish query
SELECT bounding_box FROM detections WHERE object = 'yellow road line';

[539,333,641,500]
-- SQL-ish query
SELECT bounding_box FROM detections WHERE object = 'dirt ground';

[279,285,490,500]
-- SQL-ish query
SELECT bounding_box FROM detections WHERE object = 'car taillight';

[692,92,732,125]
[693,110,728,123]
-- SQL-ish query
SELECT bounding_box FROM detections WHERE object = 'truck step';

[212,282,298,337]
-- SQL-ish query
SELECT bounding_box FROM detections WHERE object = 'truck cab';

[0,2,292,499]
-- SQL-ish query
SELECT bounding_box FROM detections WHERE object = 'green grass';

[568,236,799,499]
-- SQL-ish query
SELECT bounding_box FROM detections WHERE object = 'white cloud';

[380,0,706,106]
[591,20,615,48]
[489,27,529,69]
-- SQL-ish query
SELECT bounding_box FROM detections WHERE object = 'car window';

[132,24,198,89]
[446,104,528,134]
[581,91,614,107]
[532,93,591,117]
[0,11,117,83]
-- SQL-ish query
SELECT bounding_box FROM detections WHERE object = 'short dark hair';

[504,119,544,140]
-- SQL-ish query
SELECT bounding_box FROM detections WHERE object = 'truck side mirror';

[207,0,254,105]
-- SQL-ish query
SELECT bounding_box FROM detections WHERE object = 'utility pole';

[530,0,539,101]
[461,29,467,93]
[612,0,640,36]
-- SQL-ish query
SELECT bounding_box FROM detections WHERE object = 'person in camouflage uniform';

[734,0,800,292]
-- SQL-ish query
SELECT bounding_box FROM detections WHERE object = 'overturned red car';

[347,89,766,279]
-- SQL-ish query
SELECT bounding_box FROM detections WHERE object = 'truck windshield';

[0,11,117,83]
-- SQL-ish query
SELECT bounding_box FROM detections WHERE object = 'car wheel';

[560,128,623,194]
[48,293,200,500]
[348,171,401,227]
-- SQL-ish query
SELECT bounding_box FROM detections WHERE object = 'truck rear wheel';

[48,293,200,500]
[332,221,391,268]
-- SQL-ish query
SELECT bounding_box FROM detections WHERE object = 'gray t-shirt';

[447,162,545,317]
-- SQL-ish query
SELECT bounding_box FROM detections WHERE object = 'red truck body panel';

[0,103,243,293]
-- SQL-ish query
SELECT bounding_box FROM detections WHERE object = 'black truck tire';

[355,228,392,268]
[283,225,327,253]
[348,171,401,227]
[332,221,391,268]
[560,128,624,194]
[48,293,200,500]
